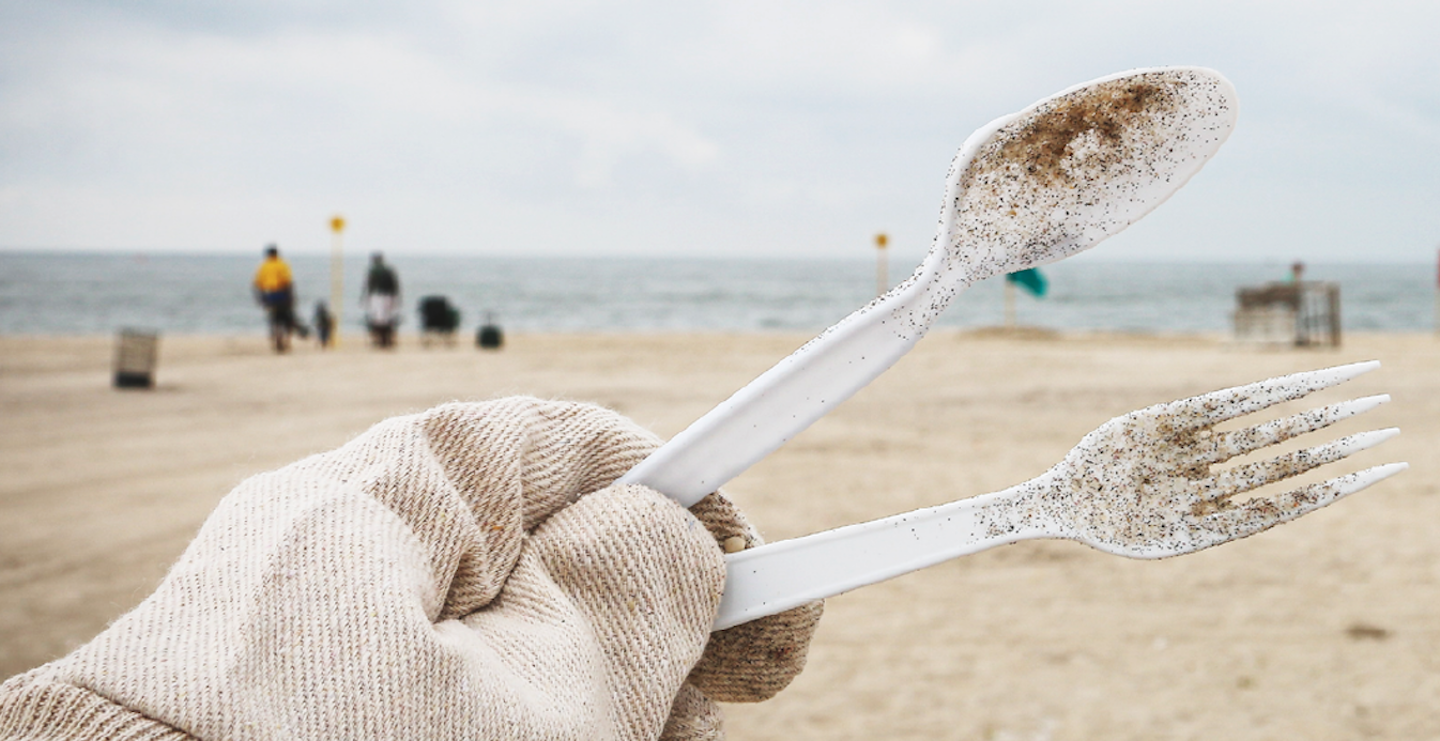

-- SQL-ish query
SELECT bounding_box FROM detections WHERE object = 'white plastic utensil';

[621,67,1240,506]
[714,361,1406,629]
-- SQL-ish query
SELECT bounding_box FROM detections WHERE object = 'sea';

[0,251,1434,336]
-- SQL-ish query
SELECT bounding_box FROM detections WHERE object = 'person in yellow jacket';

[252,245,307,352]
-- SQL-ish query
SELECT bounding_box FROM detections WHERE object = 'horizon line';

[0,246,1434,266]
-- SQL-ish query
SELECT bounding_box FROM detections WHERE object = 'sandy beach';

[2,329,1436,739]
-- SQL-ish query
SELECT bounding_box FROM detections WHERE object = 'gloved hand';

[0,398,821,740]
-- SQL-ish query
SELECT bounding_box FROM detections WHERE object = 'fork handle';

[714,474,1056,630]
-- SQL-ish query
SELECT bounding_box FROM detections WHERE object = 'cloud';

[1,0,1438,260]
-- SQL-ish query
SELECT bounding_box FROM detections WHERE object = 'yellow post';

[874,233,889,297]
[330,215,346,346]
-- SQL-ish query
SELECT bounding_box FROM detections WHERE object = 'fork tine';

[1159,360,1380,432]
[1202,428,1399,501]
[1201,462,1409,539]
[1198,395,1390,466]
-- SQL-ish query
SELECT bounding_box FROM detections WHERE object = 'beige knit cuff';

[0,670,192,741]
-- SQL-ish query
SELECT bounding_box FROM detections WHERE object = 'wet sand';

[1,330,1436,739]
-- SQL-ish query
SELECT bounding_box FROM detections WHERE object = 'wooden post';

[874,233,888,297]
[1328,283,1342,348]
[1004,280,1016,328]
[330,215,345,346]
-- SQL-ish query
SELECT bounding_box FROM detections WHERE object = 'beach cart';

[418,295,461,347]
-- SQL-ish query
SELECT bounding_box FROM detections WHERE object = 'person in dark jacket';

[362,252,401,348]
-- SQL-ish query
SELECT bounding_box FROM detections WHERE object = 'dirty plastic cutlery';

[621,67,1240,505]
[714,360,1406,629]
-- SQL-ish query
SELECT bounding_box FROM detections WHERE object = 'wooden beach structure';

[1232,281,1341,347]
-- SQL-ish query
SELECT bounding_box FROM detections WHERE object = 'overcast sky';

[1,0,1436,262]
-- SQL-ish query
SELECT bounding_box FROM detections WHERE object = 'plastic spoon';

[621,67,1239,506]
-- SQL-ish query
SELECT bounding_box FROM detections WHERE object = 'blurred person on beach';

[313,301,334,348]
[252,245,308,353]
[0,398,821,740]
[362,252,401,349]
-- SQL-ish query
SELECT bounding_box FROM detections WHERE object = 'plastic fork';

[714,360,1406,629]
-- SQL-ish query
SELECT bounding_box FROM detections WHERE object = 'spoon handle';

[713,477,1054,630]
[618,259,958,506]
[617,114,1014,507]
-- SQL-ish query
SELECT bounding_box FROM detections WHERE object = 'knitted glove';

[0,398,821,740]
